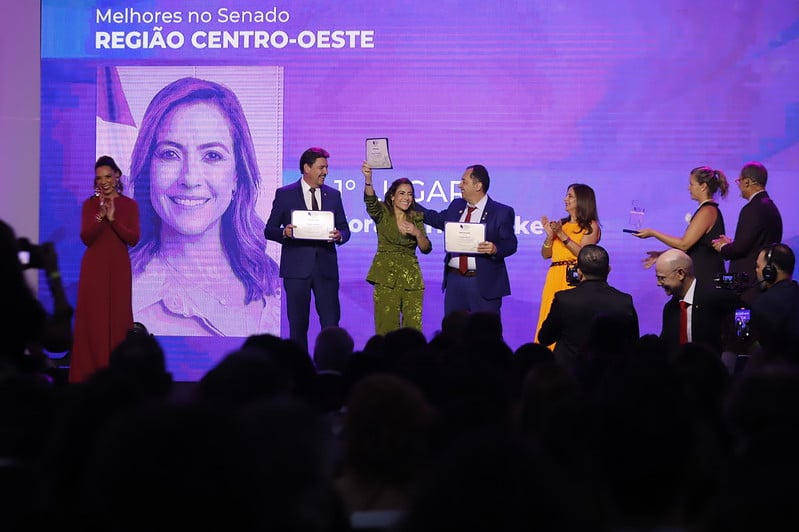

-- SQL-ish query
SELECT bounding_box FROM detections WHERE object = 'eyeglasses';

[656,268,681,284]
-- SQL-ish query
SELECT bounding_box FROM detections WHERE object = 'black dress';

[687,201,725,287]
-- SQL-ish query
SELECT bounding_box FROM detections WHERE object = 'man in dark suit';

[750,243,799,360]
[656,249,739,356]
[264,147,350,352]
[712,162,782,297]
[538,244,639,372]
[416,164,517,316]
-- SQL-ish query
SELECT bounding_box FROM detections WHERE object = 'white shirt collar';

[469,195,488,211]
[682,278,697,305]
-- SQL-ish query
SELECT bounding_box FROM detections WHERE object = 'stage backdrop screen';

[41,0,799,380]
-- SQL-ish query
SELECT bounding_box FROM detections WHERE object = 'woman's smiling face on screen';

[150,100,237,238]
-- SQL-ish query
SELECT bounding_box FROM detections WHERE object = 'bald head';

[656,249,693,275]
[655,249,694,298]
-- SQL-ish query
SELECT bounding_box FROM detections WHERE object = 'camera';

[565,264,581,286]
[734,307,751,339]
[17,237,46,270]
[714,271,750,291]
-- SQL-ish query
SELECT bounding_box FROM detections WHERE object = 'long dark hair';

[561,183,599,236]
[128,77,279,302]
[384,178,422,221]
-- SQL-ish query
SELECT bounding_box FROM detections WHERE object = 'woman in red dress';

[68,156,140,383]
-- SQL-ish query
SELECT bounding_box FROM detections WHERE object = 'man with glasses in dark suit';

[712,162,782,301]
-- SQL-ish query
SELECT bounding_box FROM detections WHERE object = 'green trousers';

[373,284,424,335]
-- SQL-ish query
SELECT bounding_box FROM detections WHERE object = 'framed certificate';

[291,210,335,240]
[444,222,486,253]
[365,137,393,169]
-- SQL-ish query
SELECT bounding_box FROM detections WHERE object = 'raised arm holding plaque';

[291,210,335,240]
[365,137,393,169]
[444,221,486,253]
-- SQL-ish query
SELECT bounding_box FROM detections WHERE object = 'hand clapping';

[105,196,116,222]
[398,220,417,237]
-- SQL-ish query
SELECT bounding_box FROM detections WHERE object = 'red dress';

[68,195,140,383]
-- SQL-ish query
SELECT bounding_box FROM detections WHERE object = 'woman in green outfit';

[362,162,432,335]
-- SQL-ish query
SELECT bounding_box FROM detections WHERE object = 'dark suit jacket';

[660,282,740,355]
[418,196,517,299]
[538,279,639,370]
[750,279,799,356]
[720,191,782,280]
[264,180,351,279]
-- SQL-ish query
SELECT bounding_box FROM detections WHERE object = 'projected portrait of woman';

[129,77,281,336]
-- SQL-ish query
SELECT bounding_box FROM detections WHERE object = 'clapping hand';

[106,196,116,222]
[549,219,564,239]
[712,235,731,252]
[398,220,418,237]
[541,216,553,238]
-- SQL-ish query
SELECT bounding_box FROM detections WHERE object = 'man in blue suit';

[265,147,350,351]
[417,164,517,316]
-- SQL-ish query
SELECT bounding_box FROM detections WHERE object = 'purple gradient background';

[38,0,799,381]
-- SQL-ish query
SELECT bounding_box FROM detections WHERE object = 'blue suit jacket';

[418,196,517,299]
[264,180,350,279]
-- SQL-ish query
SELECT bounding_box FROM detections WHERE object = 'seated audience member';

[77,401,265,532]
[749,243,799,362]
[428,309,470,352]
[711,366,799,532]
[313,326,354,375]
[396,432,581,532]
[193,348,292,408]
[538,244,639,373]
[510,342,555,400]
[242,333,318,404]
[311,326,354,414]
[107,327,173,401]
[235,398,348,532]
[382,327,428,364]
[595,358,699,531]
[654,249,739,356]
[462,310,504,344]
[335,374,434,530]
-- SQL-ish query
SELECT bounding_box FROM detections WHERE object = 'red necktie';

[679,300,689,344]
[459,206,477,274]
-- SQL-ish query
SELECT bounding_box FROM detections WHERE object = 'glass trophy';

[624,201,645,233]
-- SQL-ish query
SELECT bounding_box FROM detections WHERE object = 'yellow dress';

[534,221,590,348]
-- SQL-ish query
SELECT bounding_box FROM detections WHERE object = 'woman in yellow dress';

[534,183,601,347]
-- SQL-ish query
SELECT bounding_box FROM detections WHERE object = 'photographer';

[749,243,799,362]
[0,219,73,376]
[538,244,639,373]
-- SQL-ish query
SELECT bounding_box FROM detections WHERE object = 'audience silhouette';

[3,291,799,532]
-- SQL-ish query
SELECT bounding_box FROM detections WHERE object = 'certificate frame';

[365,137,393,169]
[291,209,335,240]
[444,221,486,253]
